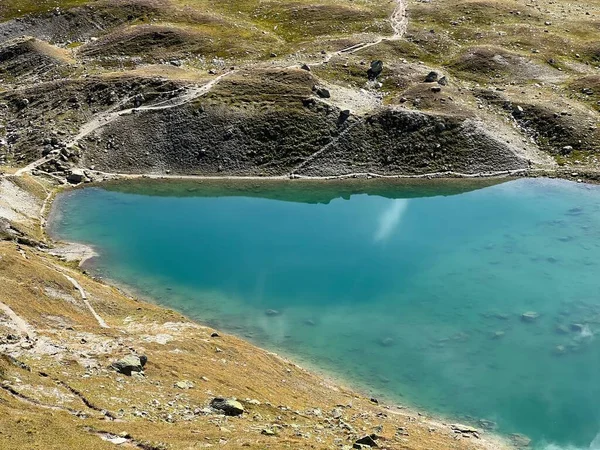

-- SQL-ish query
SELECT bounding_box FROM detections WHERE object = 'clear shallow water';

[51,178,600,449]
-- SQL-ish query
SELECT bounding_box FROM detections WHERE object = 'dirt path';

[58,270,110,329]
[15,72,234,177]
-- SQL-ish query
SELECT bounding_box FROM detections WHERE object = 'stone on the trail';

[111,354,147,376]
[67,169,88,184]
[265,309,281,317]
[175,380,194,389]
[354,434,379,447]
[521,312,540,322]
[438,76,448,85]
[367,60,384,80]
[301,63,311,71]
[424,71,439,82]
[210,397,245,416]
[315,87,331,99]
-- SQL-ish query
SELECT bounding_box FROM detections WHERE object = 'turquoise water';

[51,178,600,449]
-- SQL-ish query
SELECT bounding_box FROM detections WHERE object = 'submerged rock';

[111,354,147,376]
[210,397,244,416]
[570,323,585,332]
[521,312,540,322]
[265,309,280,317]
[380,337,394,347]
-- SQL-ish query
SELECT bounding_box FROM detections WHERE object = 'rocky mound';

[449,46,561,83]
[0,36,74,82]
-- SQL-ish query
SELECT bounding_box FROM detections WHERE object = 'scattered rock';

[261,428,276,436]
[210,398,244,416]
[301,63,311,71]
[67,169,89,184]
[174,380,194,390]
[431,86,442,93]
[367,60,383,80]
[354,434,379,447]
[438,76,448,85]
[210,332,220,338]
[315,87,331,99]
[425,71,439,82]
[111,354,147,376]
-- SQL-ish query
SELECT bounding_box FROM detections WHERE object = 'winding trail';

[322,0,407,62]
[59,270,110,329]
[291,119,366,174]
[15,72,234,177]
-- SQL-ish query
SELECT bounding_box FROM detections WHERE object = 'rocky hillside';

[1,0,598,180]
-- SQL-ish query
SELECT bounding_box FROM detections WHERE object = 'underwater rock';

[553,345,566,356]
[380,337,394,347]
[491,331,505,339]
[570,323,585,332]
[265,309,280,317]
[555,324,569,335]
[521,312,540,322]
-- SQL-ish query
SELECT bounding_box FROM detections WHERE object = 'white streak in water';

[374,199,409,243]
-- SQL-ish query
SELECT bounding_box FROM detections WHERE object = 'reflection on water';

[50,178,600,449]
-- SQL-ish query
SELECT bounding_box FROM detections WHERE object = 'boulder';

[367,60,384,80]
[175,380,194,389]
[315,87,331,99]
[67,169,89,184]
[354,434,379,447]
[425,71,439,82]
[210,397,244,416]
[111,354,147,376]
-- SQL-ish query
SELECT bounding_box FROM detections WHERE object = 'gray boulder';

[111,354,147,376]
[210,397,244,416]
